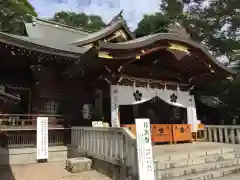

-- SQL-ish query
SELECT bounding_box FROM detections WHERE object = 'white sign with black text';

[37,117,48,160]
[135,118,155,180]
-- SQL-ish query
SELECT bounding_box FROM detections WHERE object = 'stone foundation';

[0,146,68,165]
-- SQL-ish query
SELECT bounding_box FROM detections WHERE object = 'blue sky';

[29,0,160,30]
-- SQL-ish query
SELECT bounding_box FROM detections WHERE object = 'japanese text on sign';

[37,117,48,160]
[135,118,155,180]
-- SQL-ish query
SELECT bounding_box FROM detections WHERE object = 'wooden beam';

[98,46,167,60]
[119,63,187,82]
[115,75,190,90]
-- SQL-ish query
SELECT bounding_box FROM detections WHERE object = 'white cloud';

[29,0,160,30]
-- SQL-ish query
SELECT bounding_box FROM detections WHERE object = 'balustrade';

[203,125,240,144]
[0,128,70,149]
[0,114,69,149]
[0,114,64,130]
[71,127,138,180]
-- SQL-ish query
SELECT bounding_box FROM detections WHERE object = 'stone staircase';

[155,147,240,180]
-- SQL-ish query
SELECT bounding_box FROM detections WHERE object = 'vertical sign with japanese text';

[135,118,155,180]
[37,117,48,160]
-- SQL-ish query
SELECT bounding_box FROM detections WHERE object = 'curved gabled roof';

[70,19,134,46]
[99,33,237,75]
[0,32,88,58]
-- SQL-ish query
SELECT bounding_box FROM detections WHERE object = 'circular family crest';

[133,90,142,101]
[170,93,178,103]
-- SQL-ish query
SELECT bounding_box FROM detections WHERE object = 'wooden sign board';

[135,118,155,180]
[37,117,48,160]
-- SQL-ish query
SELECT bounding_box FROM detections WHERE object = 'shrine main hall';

[0,14,236,143]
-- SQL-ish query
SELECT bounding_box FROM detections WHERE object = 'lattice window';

[44,100,58,114]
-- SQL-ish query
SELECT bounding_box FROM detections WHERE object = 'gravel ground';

[0,162,112,180]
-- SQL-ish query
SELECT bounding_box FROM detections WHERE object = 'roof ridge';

[108,9,124,25]
[35,18,94,33]
[119,19,134,39]
[70,19,134,46]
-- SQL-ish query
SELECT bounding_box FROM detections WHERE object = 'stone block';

[66,157,92,173]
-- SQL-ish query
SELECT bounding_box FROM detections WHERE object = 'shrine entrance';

[110,84,196,143]
[119,96,187,125]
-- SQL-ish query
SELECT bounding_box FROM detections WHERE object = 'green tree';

[135,0,240,122]
[134,13,169,37]
[0,0,37,35]
[160,0,184,20]
[52,11,106,31]
[187,0,240,122]
[135,0,190,37]
[135,0,240,63]
[185,0,240,62]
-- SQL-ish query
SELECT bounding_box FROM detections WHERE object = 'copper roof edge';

[33,17,94,33]
[70,19,134,46]
[0,32,87,57]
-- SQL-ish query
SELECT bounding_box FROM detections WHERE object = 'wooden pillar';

[133,105,138,119]
[30,64,43,114]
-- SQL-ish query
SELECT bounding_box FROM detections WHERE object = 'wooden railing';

[203,125,240,144]
[0,114,70,149]
[0,114,64,130]
[71,127,138,180]
[0,128,70,149]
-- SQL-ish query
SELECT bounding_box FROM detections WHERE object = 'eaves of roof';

[99,33,237,75]
[0,32,90,58]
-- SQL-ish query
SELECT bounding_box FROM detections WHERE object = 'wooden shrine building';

[0,14,236,143]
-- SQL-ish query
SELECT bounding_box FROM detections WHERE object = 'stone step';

[158,158,240,179]
[159,164,240,180]
[155,148,236,161]
[157,152,239,170]
[214,173,240,180]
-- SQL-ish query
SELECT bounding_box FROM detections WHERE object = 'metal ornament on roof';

[168,43,190,60]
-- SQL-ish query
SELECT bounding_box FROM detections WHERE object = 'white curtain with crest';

[110,85,197,132]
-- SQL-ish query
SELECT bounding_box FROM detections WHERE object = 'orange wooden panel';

[172,124,192,142]
[198,124,205,130]
[151,124,172,143]
[121,124,136,136]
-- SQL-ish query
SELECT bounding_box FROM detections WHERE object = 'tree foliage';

[135,0,240,63]
[134,13,169,37]
[0,0,37,35]
[52,11,106,31]
[135,0,240,121]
